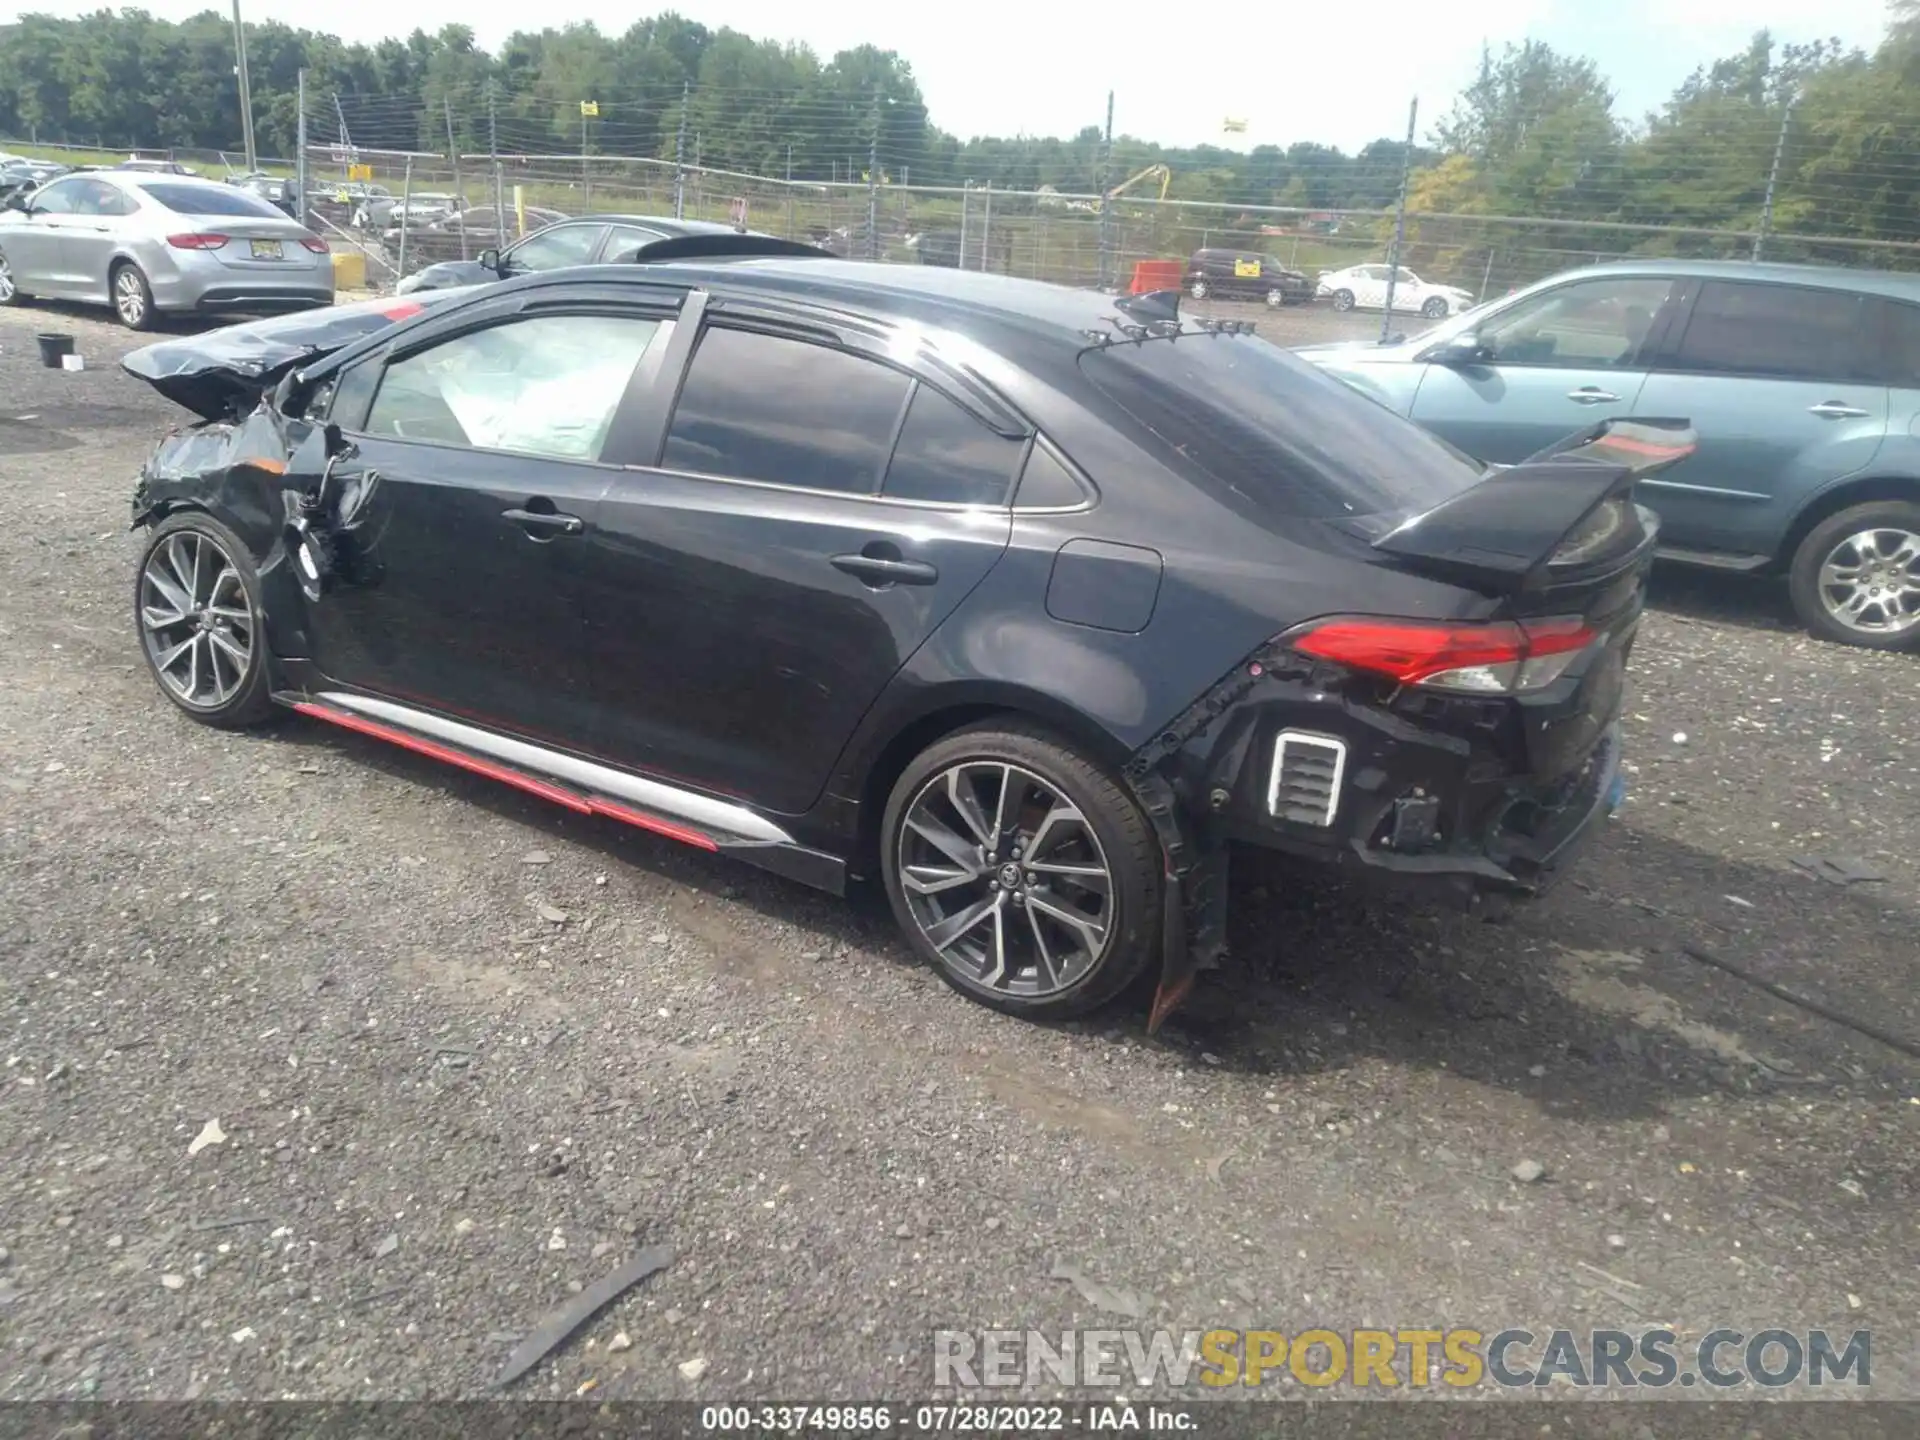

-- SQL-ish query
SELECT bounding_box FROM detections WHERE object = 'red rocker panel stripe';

[291,701,719,852]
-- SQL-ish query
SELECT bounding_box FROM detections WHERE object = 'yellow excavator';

[1107,163,1172,202]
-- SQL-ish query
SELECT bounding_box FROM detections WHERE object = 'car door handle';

[1809,401,1870,419]
[831,552,939,587]
[1567,387,1620,404]
[502,507,583,535]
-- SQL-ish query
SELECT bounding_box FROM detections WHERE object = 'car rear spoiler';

[1367,417,1697,595]
[629,234,828,264]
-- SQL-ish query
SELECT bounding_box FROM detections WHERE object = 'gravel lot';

[0,299,1915,1411]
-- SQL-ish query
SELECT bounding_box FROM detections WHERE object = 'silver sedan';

[0,170,334,330]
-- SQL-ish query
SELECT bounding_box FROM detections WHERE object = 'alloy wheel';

[1189,279,1208,299]
[1817,526,1920,637]
[115,268,146,326]
[139,530,255,708]
[0,252,15,304]
[896,761,1114,999]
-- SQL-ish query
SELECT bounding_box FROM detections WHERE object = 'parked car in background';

[1183,247,1315,306]
[111,157,200,176]
[121,259,1690,1028]
[1297,258,1920,648]
[229,171,298,216]
[0,170,333,329]
[419,204,570,238]
[1317,263,1475,318]
[0,158,69,201]
[395,213,772,294]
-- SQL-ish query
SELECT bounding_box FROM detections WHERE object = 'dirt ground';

[0,299,1914,1413]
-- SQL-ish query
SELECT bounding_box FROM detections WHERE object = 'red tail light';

[166,232,228,250]
[299,236,329,254]
[1290,616,1596,694]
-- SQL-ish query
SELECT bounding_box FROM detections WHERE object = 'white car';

[1316,263,1475,319]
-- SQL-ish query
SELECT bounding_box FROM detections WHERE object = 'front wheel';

[134,512,279,726]
[1331,288,1355,312]
[1421,296,1449,319]
[1188,278,1209,300]
[1265,287,1286,308]
[1787,500,1920,649]
[0,248,20,306]
[881,722,1162,1022]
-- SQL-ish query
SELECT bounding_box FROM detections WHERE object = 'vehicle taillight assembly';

[1290,616,1596,694]
[166,232,228,250]
[299,236,329,254]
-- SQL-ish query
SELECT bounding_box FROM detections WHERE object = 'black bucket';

[36,333,74,368]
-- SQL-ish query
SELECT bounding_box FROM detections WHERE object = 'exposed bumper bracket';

[1127,769,1229,1034]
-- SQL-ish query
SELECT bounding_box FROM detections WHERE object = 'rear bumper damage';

[1125,639,1627,1031]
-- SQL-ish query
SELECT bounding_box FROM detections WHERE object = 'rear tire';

[1331,288,1355,312]
[111,261,156,331]
[1265,287,1286,308]
[134,512,279,727]
[880,721,1162,1023]
[1421,296,1449,319]
[1787,500,1920,649]
[0,247,21,306]
[1188,278,1209,300]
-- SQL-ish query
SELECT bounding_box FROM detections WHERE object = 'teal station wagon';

[1297,260,1920,649]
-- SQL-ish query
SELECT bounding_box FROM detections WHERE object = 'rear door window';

[1080,331,1483,520]
[1667,280,1872,382]
[882,383,1026,505]
[662,327,909,493]
[1877,299,1920,387]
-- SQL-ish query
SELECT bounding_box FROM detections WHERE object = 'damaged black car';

[122,249,1694,1028]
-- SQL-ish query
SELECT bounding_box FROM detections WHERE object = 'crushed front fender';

[131,405,321,662]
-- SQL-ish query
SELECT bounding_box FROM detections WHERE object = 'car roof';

[566,214,745,235]
[561,255,1182,346]
[1543,257,1920,302]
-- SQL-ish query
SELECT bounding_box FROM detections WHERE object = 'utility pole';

[580,100,595,211]
[957,180,969,271]
[488,82,506,237]
[673,82,688,220]
[295,68,308,227]
[1096,91,1114,290]
[1379,95,1418,344]
[445,97,466,259]
[333,94,352,184]
[786,143,795,239]
[1754,99,1793,262]
[230,0,257,171]
[867,85,881,261]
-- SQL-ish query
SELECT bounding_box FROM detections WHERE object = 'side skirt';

[280,692,847,895]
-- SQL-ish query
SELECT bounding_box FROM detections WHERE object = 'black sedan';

[395,213,769,296]
[120,250,1692,1029]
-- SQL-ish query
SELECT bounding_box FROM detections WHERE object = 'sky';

[2,0,1899,151]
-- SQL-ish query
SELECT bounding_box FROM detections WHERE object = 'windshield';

[1079,330,1485,520]
[137,182,286,218]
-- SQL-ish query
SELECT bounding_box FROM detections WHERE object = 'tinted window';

[1879,301,1920,387]
[506,224,603,272]
[880,384,1024,505]
[1671,280,1869,381]
[1479,277,1671,369]
[1080,332,1483,520]
[136,182,286,218]
[362,314,663,461]
[1014,441,1087,509]
[663,327,910,492]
